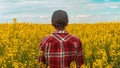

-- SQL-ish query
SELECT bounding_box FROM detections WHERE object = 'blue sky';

[0,0,120,23]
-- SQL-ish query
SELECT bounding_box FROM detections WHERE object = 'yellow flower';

[0,22,120,68]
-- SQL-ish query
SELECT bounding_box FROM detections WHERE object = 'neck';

[55,29,66,33]
[55,29,65,31]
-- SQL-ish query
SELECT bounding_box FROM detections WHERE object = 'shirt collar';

[53,30,68,34]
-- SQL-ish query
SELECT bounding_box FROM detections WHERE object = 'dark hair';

[52,10,68,30]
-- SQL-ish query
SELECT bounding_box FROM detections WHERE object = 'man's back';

[39,31,84,68]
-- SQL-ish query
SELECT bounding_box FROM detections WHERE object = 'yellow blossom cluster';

[0,22,120,68]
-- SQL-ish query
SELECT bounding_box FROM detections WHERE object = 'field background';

[0,21,120,68]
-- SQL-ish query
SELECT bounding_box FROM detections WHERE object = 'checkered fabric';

[38,31,84,68]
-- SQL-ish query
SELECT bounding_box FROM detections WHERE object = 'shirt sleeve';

[38,37,47,64]
[76,39,84,68]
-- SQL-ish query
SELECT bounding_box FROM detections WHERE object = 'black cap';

[52,10,68,30]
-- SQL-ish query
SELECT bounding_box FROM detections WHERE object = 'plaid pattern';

[38,31,84,68]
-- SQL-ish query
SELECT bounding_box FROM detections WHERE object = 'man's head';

[52,10,68,30]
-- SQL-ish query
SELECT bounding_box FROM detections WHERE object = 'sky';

[0,0,120,23]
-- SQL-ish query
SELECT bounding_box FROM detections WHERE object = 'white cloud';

[70,15,90,19]
[105,12,110,14]
[110,6,118,8]
[40,16,49,19]
[76,15,90,18]
[85,2,120,10]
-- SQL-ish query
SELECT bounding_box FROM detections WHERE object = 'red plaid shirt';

[38,30,84,68]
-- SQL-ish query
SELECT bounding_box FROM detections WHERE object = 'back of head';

[52,10,68,30]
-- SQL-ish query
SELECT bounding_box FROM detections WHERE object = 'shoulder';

[70,35,82,47]
[40,36,49,43]
[41,35,51,43]
[70,35,82,44]
[40,35,52,48]
[40,34,55,43]
[70,35,80,41]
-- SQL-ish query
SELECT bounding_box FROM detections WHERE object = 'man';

[38,10,84,68]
